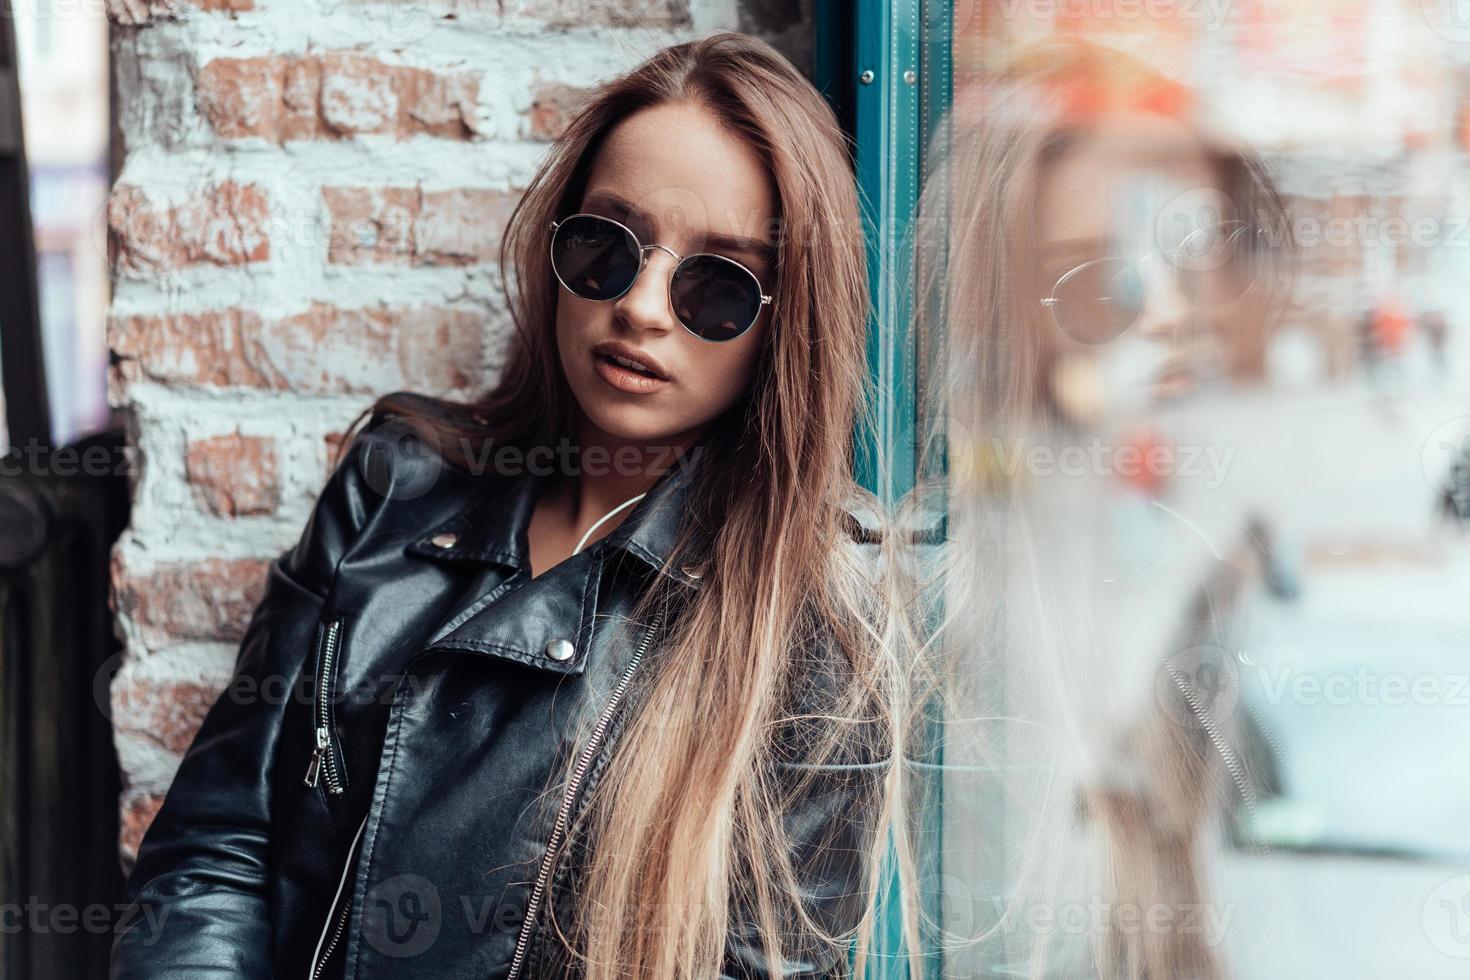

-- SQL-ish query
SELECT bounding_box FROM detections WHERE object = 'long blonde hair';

[346,32,909,980]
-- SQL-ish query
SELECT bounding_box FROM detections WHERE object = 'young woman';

[111,33,900,980]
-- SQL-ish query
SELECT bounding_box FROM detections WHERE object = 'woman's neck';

[527,418,704,576]
[568,417,702,525]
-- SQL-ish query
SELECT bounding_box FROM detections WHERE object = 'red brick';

[320,52,399,134]
[114,676,224,756]
[417,188,519,265]
[108,0,154,16]
[186,432,281,516]
[324,185,517,265]
[272,302,485,390]
[397,63,482,137]
[110,180,271,275]
[322,186,420,264]
[111,302,485,394]
[108,0,253,25]
[282,57,327,140]
[113,556,271,644]
[111,308,273,388]
[196,56,291,141]
[528,82,594,141]
[197,53,480,143]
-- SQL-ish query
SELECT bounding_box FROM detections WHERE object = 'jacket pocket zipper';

[504,612,664,980]
[304,617,348,796]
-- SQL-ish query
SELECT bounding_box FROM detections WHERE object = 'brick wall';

[106,0,812,863]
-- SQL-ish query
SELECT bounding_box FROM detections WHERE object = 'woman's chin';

[576,401,697,450]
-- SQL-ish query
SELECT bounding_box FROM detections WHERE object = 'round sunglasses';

[1040,221,1267,345]
[549,213,773,343]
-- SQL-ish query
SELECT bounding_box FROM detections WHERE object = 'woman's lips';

[592,351,670,394]
[1149,359,1197,400]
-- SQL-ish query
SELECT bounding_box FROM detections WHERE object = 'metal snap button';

[430,531,458,549]
[545,638,575,662]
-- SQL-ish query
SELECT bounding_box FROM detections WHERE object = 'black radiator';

[1,2,129,976]
[0,430,130,979]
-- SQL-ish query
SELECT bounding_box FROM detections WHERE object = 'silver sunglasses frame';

[549,213,773,344]
[1038,221,1262,343]
[1038,257,1144,343]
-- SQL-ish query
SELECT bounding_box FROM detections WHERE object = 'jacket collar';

[406,441,713,591]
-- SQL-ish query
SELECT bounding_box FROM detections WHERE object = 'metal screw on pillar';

[859,69,875,85]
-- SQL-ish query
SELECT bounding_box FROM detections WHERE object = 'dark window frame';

[0,0,51,448]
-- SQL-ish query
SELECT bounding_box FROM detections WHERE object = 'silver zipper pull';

[304,726,329,788]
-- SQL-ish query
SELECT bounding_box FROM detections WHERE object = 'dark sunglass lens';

[551,215,641,301]
[1052,258,1144,344]
[670,254,762,341]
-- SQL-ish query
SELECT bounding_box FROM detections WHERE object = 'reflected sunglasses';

[1040,220,1267,345]
[549,213,773,343]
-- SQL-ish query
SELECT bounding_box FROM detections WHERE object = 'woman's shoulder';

[337,390,484,499]
[287,391,494,579]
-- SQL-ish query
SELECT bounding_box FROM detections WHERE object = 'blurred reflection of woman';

[903,36,1289,980]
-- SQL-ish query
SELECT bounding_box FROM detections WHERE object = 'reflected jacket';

[110,394,884,980]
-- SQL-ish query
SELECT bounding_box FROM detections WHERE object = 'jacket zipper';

[309,814,368,980]
[1163,659,1262,839]
[504,612,664,980]
[304,618,347,795]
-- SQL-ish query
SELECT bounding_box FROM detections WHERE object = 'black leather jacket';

[111,397,883,980]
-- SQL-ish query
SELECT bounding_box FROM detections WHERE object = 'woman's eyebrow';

[706,229,778,267]
[584,189,644,219]
[1038,235,1108,259]
[584,189,775,265]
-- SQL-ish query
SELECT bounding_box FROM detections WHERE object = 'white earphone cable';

[570,493,646,556]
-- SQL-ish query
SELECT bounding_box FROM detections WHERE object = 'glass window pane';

[14,0,110,447]
[913,3,1470,976]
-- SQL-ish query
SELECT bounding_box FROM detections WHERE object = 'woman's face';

[555,100,777,448]
[1032,113,1257,425]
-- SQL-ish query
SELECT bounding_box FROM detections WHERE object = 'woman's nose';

[612,248,678,334]
[1131,252,1192,344]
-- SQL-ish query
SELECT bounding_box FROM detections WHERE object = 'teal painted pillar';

[817,2,955,978]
